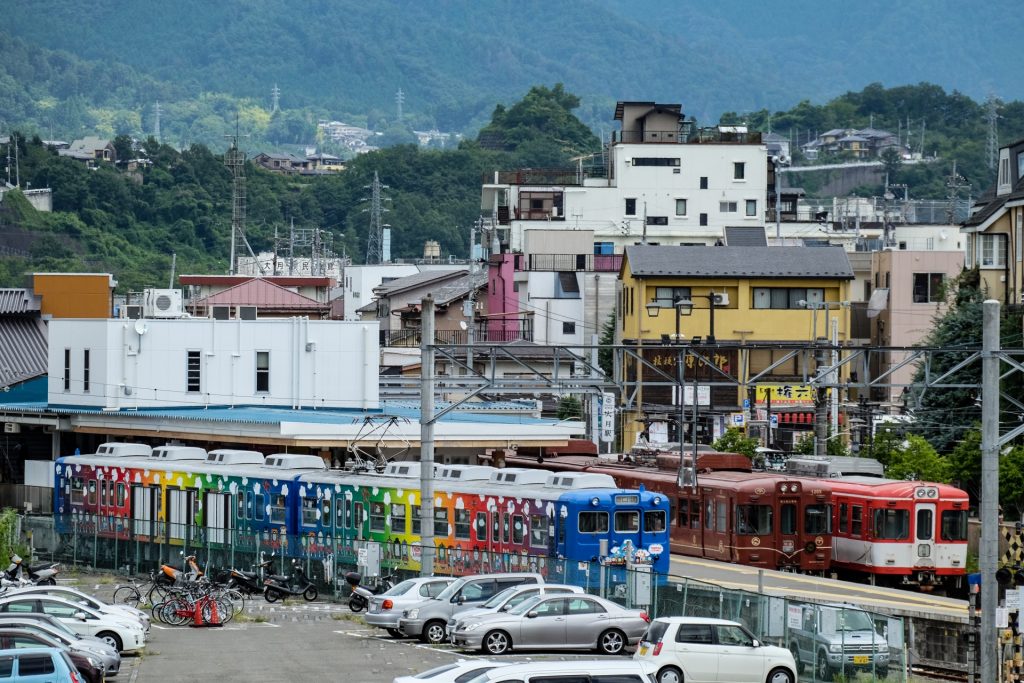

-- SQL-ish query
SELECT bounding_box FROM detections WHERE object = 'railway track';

[910,663,969,682]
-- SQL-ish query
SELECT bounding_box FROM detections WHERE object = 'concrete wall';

[33,273,115,318]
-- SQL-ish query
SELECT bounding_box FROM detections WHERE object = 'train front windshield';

[804,504,831,534]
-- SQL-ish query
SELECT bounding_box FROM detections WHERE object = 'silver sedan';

[451,594,649,656]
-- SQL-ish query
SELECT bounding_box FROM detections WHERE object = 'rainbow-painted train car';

[53,443,671,580]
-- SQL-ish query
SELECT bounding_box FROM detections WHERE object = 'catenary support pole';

[420,295,436,576]
[980,299,1000,683]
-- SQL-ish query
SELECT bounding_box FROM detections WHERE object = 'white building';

[48,318,379,411]
[480,101,770,253]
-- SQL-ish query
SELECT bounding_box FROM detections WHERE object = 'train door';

[206,491,233,545]
[702,491,730,561]
[779,500,799,561]
[915,502,936,562]
[167,488,193,543]
[131,485,156,539]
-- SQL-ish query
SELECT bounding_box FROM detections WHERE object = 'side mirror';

[751,639,761,648]
[526,610,539,619]
[500,604,511,611]
[73,611,87,621]
[454,595,465,605]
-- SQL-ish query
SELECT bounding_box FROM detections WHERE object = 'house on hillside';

[60,137,116,165]
[252,152,311,174]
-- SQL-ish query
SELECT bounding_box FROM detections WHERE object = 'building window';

[734,162,745,180]
[653,286,691,305]
[187,350,201,393]
[562,321,576,335]
[518,190,564,220]
[255,351,270,392]
[594,242,614,255]
[646,216,668,225]
[752,288,824,309]
[555,272,580,299]
[978,233,1007,267]
[699,213,708,226]
[82,349,90,393]
[625,198,637,216]
[912,273,945,303]
[719,201,738,213]
[632,157,680,166]
[746,199,757,216]
[63,349,70,392]
[700,177,708,189]
[675,199,687,216]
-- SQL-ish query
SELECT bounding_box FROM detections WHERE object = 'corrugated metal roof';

[375,269,465,296]
[0,289,41,314]
[197,279,325,309]
[724,226,768,247]
[0,317,47,388]
[625,245,854,279]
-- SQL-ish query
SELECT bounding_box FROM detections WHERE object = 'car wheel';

[767,667,794,683]
[483,630,511,655]
[789,644,804,674]
[816,651,831,681]
[656,666,683,683]
[423,620,447,645]
[597,628,626,655]
[386,628,404,638]
[97,631,123,652]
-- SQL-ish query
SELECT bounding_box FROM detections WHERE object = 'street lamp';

[647,293,718,344]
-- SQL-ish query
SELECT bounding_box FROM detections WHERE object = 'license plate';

[639,645,648,656]
[853,655,870,665]
[368,605,379,613]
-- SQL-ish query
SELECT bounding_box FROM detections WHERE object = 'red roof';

[179,275,333,287]
[195,279,325,309]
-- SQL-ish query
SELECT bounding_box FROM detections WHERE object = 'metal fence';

[38,514,903,681]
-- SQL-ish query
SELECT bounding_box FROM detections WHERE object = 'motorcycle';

[156,553,203,588]
[6,554,59,585]
[344,571,395,613]
[226,553,273,596]
[263,560,318,603]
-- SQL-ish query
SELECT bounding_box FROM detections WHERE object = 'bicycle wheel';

[163,597,192,627]
[220,588,246,617]
[113,585,142,607]
[147,583,169,606]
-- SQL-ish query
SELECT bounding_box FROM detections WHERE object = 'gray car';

[451,593,650,656]
[365,577,456,637]
[0,615,121,676]
[787,603,889,680]
[446,584,584,641]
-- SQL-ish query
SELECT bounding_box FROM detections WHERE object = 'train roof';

[826,477,968,500]
[786,456,885,478]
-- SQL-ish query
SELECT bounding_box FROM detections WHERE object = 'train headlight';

[591,497,600,507]
[780,484,788,492]
[791,483,799,493]
[653,496,662,506]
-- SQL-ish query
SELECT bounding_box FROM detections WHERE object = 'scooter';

[156,554,203,588]
[263,560,318,603]
[6,554,59,585]
[344,571,395,613]
[227,553,274,596]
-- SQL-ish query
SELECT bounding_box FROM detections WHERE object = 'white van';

[464,659,654,683]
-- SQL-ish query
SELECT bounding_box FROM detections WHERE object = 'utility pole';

[464,220,478,376]
[980,299,1001,683]
[419,295,436,576]
[985,95,999,173]
[395,88,404,123]
[153,102,161,143]
[830,316,839,437]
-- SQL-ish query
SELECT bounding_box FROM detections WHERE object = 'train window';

[839,503,848,533]
[851,505,863,536]
[705,501,714,530]
[677,499,689,528]
[116,483,126,507]
[873,509,909,540]
[270,495,286,524]
[87,480,97,506]
[302,498,318,527]
[736,505,772,535]
[530,514,549,547]
[369,502,386,532]
[391,503,407,534]
[644,510,667,533]
[492,513,500,544]
[336,499,348,528]
[238,493,248,520]
[321,498,331,526]
[434,508,450,537]
[70,478,84,505]
[716,502,727,533]
[690,503,700,529]
[254,494,265,521]
[512,514,525,544]
[455,509,472,540]
[780,504,796,535]
[354,502,365,529]
[579,511,609,533]
[805,504,830,534]
[615,511,639,533]
[475,512,488,541]
[99,481,107,506]
[941,510,968,541]
[411,505,421,535]
[916,508,933,541]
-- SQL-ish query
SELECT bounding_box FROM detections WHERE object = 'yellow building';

[618,245,854,447]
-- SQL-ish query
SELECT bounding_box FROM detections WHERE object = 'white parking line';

[257,621,281,627]
[334,630,482,658]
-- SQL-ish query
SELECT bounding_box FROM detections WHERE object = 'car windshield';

[507,596,544,615]
[643,620,670,643]
[383,580,416,597]
[831,608,875,632]
[482,587,519,609]
[434,578,468,602]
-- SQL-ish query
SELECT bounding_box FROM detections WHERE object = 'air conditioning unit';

[142,289,183,318]
[238,305,257,321]
[211,305,231,320]
[712,292,730,306]
[3,423,20,434]
[124,305,143,320]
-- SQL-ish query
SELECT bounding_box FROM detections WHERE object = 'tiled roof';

[374,269,466,296]
[196,279,325,309]
[0,317,47,388]
[0,289,40,314]
[624,245,854,279]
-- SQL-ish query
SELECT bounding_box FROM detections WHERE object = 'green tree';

[793,429,850,457]
[885,434,950,482]
[880,147,902,181]
[947,426,981,499]
[1000,447,1024,520]
[557,395,583,420]
[598,312,615,378]
[712,428,758,459]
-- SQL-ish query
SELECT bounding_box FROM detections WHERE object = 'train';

[52,443,672,581]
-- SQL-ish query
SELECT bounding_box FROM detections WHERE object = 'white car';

[462,659,653,682]
[393,659,511,683]
[635,617,796,683]
[0,594,147,653]
[7,585,151,631]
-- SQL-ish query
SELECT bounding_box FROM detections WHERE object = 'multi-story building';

[480,101,769,254]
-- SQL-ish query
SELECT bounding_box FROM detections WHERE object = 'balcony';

[525,254,623,272]
[612,129,763,145]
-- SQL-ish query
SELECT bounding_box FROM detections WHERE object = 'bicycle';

[113,570,168,608]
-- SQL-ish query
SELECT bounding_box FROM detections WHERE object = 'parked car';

[398,573,543,644]
[393,659,511,683]
[446,583,584,641]
[0,629,105,683]
[8,585,151,631]
[787,603,889,680]
[0,595,146,653]
[452,593,649,655]
[366,577,456,638]
[0,615,120,676]
[634,616,796,683]
[0,647,83,682]
[462,659,654,683]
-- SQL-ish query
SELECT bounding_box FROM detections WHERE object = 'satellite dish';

[134,320,148,336]
[459,320,468,331]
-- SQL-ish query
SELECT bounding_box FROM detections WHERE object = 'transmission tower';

[945,161,971,226]
[271,84,281,114]
[395,88,404,122]
[985,94,1000,172]
[363,171,391,264]
[224,124,263,275]
[153,102,162,143]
